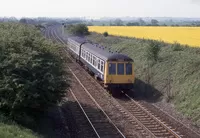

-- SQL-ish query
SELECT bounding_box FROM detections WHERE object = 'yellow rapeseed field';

[88,26,200,47]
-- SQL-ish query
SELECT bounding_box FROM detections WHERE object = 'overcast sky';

[1,0,200,18]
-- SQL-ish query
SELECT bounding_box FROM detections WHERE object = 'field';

[88,26,200,47]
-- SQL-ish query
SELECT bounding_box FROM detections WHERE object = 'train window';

[109,63,116,75]
[90,54,92,63]
[117,63,124,75]
[83,50,86,58]
[88,53,91,62]
[82,50,84,58]
[101,61,104,72]
[93,56,96,66]
[98,59,100,70]
[81,50,83,57]
[126,63,132,75]
[86,52,88,60]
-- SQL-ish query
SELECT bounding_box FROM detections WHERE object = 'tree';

[0,23,69,126]
[146,40,161,62]
[126,22,140,26]
[103,32,109,37]
[19,18,27,24]
[114,19,124,26]
[151,19,159,26]
[68,24,89,36]
[139,18,146,26]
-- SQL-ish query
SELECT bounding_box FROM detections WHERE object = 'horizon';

[1,16,200,20]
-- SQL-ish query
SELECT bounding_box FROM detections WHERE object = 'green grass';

[0,113,39,138]
[86,33,200,126]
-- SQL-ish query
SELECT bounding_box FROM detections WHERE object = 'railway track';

[116,93,182,138]
[45,25,200,138]
[69,83,125,138]
[66,62,182,138]
[45,26,127,138]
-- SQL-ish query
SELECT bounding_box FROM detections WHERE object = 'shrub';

[103,31,109,37]
[0,23,69,125]
[172,41,183,51]
[146,40,161,62]
[67,24,89,36]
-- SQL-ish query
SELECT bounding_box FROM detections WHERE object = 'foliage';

[0,23,69,126]
[67,23,89,36]
[86,32,200,127]
[103,31,109,37]
[126,22,140,26]
[113,19,124,26]
[146,40,161,62]
[172,41,183,51]
[151,19,159,26]
[0,112,38,138]
[139,18,146,26]
[19,18,27,24]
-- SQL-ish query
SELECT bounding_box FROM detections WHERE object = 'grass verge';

[86,32,200,127]
[0,113,38,138]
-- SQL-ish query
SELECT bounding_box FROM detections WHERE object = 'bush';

[172,41,183,51]
[146,40,161,62]
[103,32,109,37]
[0,23,69,125]
[67,24,89,36]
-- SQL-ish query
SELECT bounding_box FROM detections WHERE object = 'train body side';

[67,37,135,90]
[67,38,80,60]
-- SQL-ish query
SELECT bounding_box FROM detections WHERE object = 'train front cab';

[104,61,135,91]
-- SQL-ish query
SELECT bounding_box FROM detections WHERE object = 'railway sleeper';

[147,124,163,128]
[140,119,156,122]
[156,134,174,138]
[147,124,161,128]
[129,110,143,113]
[153,132,170,136]
[141,122,158,125]
[138,118,153,121]
[134,115,149,118]
[152,131,168,135]
[132,113,146,117]
[132,111,146,114]
[148,127,165,131]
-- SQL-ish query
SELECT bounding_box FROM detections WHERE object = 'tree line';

[87,18,200,27]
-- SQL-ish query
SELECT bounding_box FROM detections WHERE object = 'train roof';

[68,36,86,44]
[82,43,133,62]
[68,37,133,62]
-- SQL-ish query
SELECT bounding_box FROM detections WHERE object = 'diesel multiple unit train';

[67,36,135,93]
